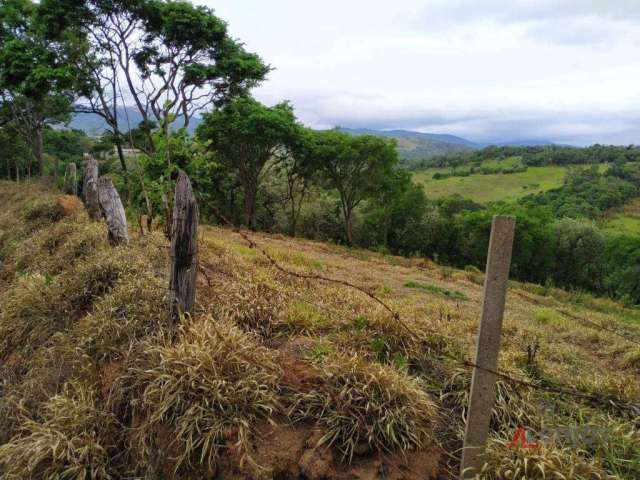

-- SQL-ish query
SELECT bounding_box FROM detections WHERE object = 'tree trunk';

[244,184,257,230]
[34,127,44,176]
[344,207,354,245]
[83,155,102,221]
[169,170,199,327]
[114,142,129,203]
[162,193,172,240]
[97,176,129,245]
[63,163,77,196]
[136,172,153,232]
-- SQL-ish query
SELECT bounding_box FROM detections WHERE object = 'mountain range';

[69,109,555,160]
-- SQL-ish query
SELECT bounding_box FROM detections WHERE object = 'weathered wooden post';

[460,215,516,479]
[168,170,199,327]
[83,155,101,221]
[63,163,77,196]
[97,176,129,245]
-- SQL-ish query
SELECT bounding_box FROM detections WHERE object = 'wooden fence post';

[460,215,516,479]
[168,170,199,327]
[63,163,77,196]
[83,155,101,221]
[97,176,129,245]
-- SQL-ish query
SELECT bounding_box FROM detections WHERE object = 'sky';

[197,0,640,146]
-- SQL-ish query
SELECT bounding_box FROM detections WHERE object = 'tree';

[553,218,605,291]
[274,128,316,236]
[40,0,270,152]
[197,97,301,230]
[0,0,77,175]
[308,130,398,245]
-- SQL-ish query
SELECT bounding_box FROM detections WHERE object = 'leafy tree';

[360,169,426,250]
[553,218,605,291]
[273,128,317,236]
[40,0,270,152]
[0,0,78,175]
[197,97,301,229]
[43,127,93,177]
[308,130,398,245]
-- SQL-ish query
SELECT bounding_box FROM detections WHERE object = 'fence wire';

[208,208,640,417]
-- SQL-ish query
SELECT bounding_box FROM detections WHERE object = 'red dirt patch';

[99,360,123,401]
[57,195,83,216]
[279,353,322,391]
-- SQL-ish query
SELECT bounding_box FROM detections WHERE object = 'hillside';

[340,128,479,161]
[415,164,568,203]
[0,182,639,479]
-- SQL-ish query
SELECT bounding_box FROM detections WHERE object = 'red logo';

[507,426,539,449]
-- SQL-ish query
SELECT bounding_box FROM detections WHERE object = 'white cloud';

[197,0,640,145]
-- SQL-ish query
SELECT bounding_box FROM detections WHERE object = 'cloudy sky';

[197,0,640,145]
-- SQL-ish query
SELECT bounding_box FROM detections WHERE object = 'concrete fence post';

[460,215,516,479]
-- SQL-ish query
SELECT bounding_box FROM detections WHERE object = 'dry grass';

[0,181,639,479]
[290,354,440,461]
[0,381,117,480]
[120,317,282,476]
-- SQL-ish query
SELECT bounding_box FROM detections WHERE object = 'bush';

[290,355,439,461]
[0,381,117,480]
[122,318,283,475]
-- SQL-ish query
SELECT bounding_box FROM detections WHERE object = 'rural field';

[603,198,640,236]
[414,165,567,203]
[1,182,639,479]
[413,160,617,205]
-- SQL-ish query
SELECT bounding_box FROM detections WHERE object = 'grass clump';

[534,308,564,324]
[123,318,282,476]
[405,280,467,300]
[14,220,106,275]
[0,381,117,480]
[23,199,65,225]
[217,279,286,337]
[291,354,439,461]
[475,437,615,480]
[78,272,166,361]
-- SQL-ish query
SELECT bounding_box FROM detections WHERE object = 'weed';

[534,308,564,324]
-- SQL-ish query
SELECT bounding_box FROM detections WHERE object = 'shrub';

[122,318,282,475]
[0,381,117,480]
[291,355,439,461]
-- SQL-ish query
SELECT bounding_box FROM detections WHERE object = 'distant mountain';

[488,139,557,147]
[68,110,557,158]
[339,128,481,161]
[69,107,202,135]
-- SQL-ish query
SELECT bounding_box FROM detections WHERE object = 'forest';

[0,0,639,308]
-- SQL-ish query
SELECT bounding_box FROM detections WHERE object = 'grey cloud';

[281,92,640,145]
[421,0,640,26]
[524,18,615,46]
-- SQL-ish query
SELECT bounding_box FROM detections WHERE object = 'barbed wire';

[511,289,640,347]
[208,208,640,415]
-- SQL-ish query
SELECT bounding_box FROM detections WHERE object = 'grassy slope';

[413,162,614,204]
[0,182,639,479]
[603,198,640,236]
[414,165,567,203]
